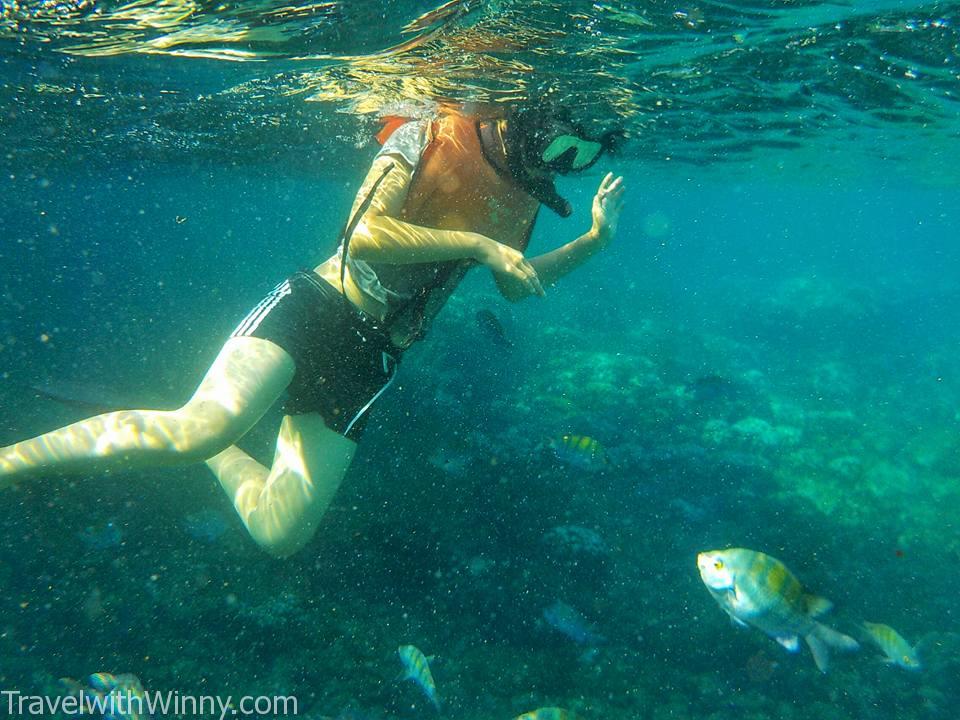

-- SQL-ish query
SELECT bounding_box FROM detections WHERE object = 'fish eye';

[714,560,724,570]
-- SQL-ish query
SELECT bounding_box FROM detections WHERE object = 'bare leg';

[0,337,294,484]
[205,413,357,558]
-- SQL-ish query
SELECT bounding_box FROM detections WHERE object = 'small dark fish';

[182,509,229,543]
[689,374,738,403]
[78,521,122,550]
[542,601,605,645]
[475,309,512,348]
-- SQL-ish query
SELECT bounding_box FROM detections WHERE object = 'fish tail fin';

[816,623,861,652]
[806,623,860,673]
[805,634,830,673]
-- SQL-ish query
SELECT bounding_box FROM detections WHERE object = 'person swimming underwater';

[0,102,626,558]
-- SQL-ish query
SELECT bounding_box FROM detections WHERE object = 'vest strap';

[339,162,395,297]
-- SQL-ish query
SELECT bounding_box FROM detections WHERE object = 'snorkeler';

[0,104,626,558]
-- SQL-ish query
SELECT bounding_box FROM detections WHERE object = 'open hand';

[590,172,625,249]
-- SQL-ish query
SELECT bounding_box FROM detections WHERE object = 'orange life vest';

[401,113,540,244]
[369,113,541,345]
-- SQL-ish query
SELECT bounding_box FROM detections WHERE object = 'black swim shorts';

[230,270,400,441]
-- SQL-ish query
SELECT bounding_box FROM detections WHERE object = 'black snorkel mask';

[500,110,622,217]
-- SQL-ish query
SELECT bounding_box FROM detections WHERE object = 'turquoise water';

[1,2,959,719]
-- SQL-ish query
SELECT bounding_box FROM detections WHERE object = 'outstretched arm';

[495,173,625,301]
[346,154,544,296]
[346,155,485,264]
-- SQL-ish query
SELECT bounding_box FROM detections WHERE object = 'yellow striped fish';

[397,644,441,710]
[62,673,150,720]
[863,622,922,670]
[697,548,859,672]
[551,434,608,470]
[514,709,577,720]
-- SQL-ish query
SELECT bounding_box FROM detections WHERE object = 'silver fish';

[697,548,859,672]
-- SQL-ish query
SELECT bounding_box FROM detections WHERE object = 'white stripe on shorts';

[231,279,292,338]
[342,351,399,438]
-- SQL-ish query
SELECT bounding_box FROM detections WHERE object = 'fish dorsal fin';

[805,594,833,618]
